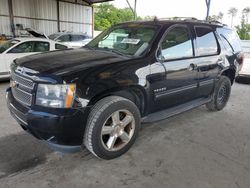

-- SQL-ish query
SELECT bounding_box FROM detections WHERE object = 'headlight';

[36,84,76,108]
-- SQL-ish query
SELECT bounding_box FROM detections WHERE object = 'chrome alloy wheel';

[101,109,135,151]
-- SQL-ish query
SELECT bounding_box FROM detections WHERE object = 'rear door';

[192,26,221,97]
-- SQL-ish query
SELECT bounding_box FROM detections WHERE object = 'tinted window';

[33,42,49,52]
[195,27,218,56]
[57,35,70,42]
[8,41,49,53]
[0,40,20,53]
[9,41,34,53]
[217,28,242,52]
[55,43,68,50]
[71,35,84,41]
[161,26,193,59]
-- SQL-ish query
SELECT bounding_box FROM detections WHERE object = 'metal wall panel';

[60,22,92,35]
[0,0,9,15]
[0,16,11,36]
[14,17,57,35]
[59,1,93,35]
[0,0,93,36]
[12,0,57,19]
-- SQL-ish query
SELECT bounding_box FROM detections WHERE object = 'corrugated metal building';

[0,0,112,37]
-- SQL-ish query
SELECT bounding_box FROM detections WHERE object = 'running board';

[142,97,211,123]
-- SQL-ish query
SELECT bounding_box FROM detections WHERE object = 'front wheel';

[84,96,141,160]
[206,75,231,111]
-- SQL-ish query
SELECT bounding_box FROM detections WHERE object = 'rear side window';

[33,42,50,52]
[161,26,193,59]
[195,27,218,56]
[217,28,242,53]
[55,43,68,50]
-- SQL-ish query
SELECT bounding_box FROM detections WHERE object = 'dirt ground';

[0,81,250,188]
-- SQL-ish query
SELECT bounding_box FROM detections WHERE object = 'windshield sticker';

[121,38,140,44]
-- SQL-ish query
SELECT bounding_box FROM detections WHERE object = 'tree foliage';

[236,7,250,40]
[94,3,136,31]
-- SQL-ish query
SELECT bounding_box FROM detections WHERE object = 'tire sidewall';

[86,97,141,159]
[214,76,231,110]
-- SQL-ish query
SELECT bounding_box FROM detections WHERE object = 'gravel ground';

[0,81,250,188]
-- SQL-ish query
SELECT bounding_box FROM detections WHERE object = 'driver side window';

[8,42,34,53]
[160,26,193,60]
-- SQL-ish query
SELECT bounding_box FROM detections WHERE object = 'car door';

[192,26,221,97]
[150,24,199,112]
[4,41,50,71]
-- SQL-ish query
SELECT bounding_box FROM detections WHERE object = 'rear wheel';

[84,96,141,160]
[206,75,231,111]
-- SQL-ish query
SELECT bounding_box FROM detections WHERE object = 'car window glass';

[220,34,234,53]
[216,28,242,52]
[55,43,68,50]
[195,27,218,56]
[34,42,50,52]
[161,26,193,59]
[0,40,20,53]
[8,41,34,53]
[71,35,82,41]
[57,35,70,42]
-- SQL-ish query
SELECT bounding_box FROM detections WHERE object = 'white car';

[237,40,250,82]
[0,38,68,80]
[48,32,92,48]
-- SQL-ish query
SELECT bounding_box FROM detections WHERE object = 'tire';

[206,75,231,111]
[84,96,141,160]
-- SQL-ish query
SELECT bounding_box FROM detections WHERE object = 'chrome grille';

[11,72,34,106]
[11,72,34,89]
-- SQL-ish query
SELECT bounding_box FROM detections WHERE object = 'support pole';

[8,0,15,37]
[126,0,137,20]
[57,0,60,32]
[205,0,211,21]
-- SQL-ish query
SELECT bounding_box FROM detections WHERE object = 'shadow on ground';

[0,132,53,178]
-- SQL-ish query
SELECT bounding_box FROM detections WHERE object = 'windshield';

[0,40,20,53]
[48,33,61,40]
[86,24,158,56]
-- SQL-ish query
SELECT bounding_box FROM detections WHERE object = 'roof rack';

[154,17,227,26]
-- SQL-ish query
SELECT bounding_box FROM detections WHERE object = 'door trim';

[155,83,197,100]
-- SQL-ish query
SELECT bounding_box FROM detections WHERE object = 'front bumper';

[6,88,91,149]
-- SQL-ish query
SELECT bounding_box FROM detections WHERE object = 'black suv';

[7,18,243,159]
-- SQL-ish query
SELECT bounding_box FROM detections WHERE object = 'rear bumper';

[6,88,91,150]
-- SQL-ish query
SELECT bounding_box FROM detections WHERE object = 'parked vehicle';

[236,40,250,83]
[48,32,92,48]
[0,38,68,80]
[6,18,243,159]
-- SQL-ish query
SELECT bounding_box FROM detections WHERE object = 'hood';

[25,28,48,39]
[15,48,130,76]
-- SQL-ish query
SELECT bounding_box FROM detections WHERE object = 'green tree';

[94,3,135,31]
[236,7,250,40]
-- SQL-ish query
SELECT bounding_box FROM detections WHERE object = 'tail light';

[238,52,244,71]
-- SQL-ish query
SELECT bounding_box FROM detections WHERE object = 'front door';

[150,25,199,112]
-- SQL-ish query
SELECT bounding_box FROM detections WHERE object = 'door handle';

[217,57,224,66]
[188,63,198,71]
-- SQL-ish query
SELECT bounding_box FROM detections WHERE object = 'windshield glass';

[48,33,61,40]
[0,40,20,53]
[86,24,158,56]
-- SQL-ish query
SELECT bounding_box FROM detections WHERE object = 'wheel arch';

[88,86,148,116]
[220,68,236,85]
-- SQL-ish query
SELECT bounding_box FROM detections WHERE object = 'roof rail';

[154,17,227,26]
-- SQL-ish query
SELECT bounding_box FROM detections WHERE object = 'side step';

[142,97,211,123]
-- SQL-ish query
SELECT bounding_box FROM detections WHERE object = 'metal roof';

[83,0,114,4]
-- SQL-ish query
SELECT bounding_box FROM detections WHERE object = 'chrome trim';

[199,79,214,86]
[9,103,27,125]
[155,84,197,100]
